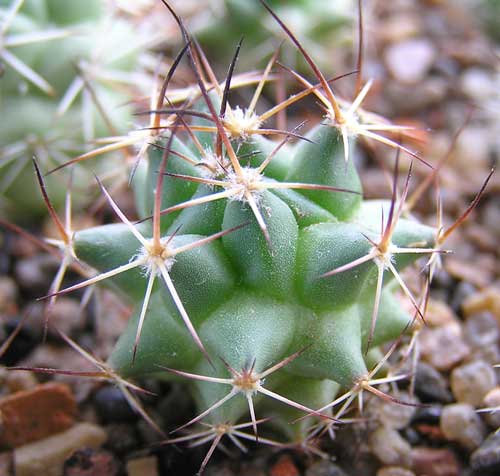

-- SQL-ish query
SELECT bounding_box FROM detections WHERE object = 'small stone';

[126,456,158,476]
[460,68,496,101]
[464,313,499,349]
[14,255,59,293]
[454,127,492,174]
[412,406,442,425]
[414,363,453,403]
[379,14,422,42]
[4,369,38,393]
[413,423,446,443]
[450,281,477,314]
[419,322,470,371]
[94,385,139,424]
[483,201,500,237]
[0,452,13,476]
[369,426,412,467]
[0,276,18,314]
[305,461,347,476]
[44,298,87,336]
[104,423,138,455]
[425,300,457,327]
[369,391,416,429]
[17,344,97,401]
[482,387,500,428]
[0,317,39,366]
[470,431,500,474]
[451,361,496,406]
[0,383,77,447]
[269,454,299,476]
[440,403,486,450]
[472,343,500,368]
[463,288,500,322]
[13,423,107,476]
[385,38,436,83]
[63,448,121,476]
[411,447,459,476]
[377,467,415,476]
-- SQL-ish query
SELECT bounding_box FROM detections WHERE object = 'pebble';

[19,344,97,402]
[450,281,477,315]
[425,300,457,327]
[14,255,60,293]
[369,391,416,429]
[414,363,453,403]
[269,454,300,476]
[377,467,415,476]
[0,276,18,314]
[464,312,499,349]
[483,201,500,237]
[305,461,348,476]
[454,127,492,174]
[482,387,500,428]
[463,288,500,322]
[384,77,447,114]
[4,368,38,393]
[419,322,470,371]
[104,423,138,455]
[440,403,486,450]
[445,261,489,290]
[47,298,88,336]
[384,38,436,84]
[0,383,77,448]
[379,14,422,43]
[13,423,107,476]
[412,406,442,425]
[0,452,13,476]
[126,456,158,476]
[470,431,500,475]
[63,448,121,476]
[472,343,500,368]
[0,317,39,366]
[93,385,139,424]
[450,361,497,406]
[411,447,459,476]
[460,68,496,101]
[369,426,412,467]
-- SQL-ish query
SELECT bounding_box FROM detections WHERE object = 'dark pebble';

[104,424,138,456]
[94,386,139,424]
[63,447,123,476]
[414,363,453,403]
[450,282,477,316]
[402,427,421,446]
[305,460,348,476]
[412,406,443,425]
[0,317,38,365]
[157,383,194,427]
[471,432,500,476]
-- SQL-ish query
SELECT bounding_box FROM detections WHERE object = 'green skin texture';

[73,123,434,439]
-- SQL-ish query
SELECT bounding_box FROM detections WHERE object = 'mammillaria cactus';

[26,1,441,468]
[0,0,155,218]
[5,1,495,474]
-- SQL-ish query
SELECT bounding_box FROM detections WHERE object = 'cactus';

[8,1,497,474]
[15,1,444,468]
[0,0,155,218]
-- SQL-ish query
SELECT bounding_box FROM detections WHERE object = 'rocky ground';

[1,1,499,475]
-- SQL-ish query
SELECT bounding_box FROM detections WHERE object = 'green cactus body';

[72,118,434,441]
[0,0,148,218]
